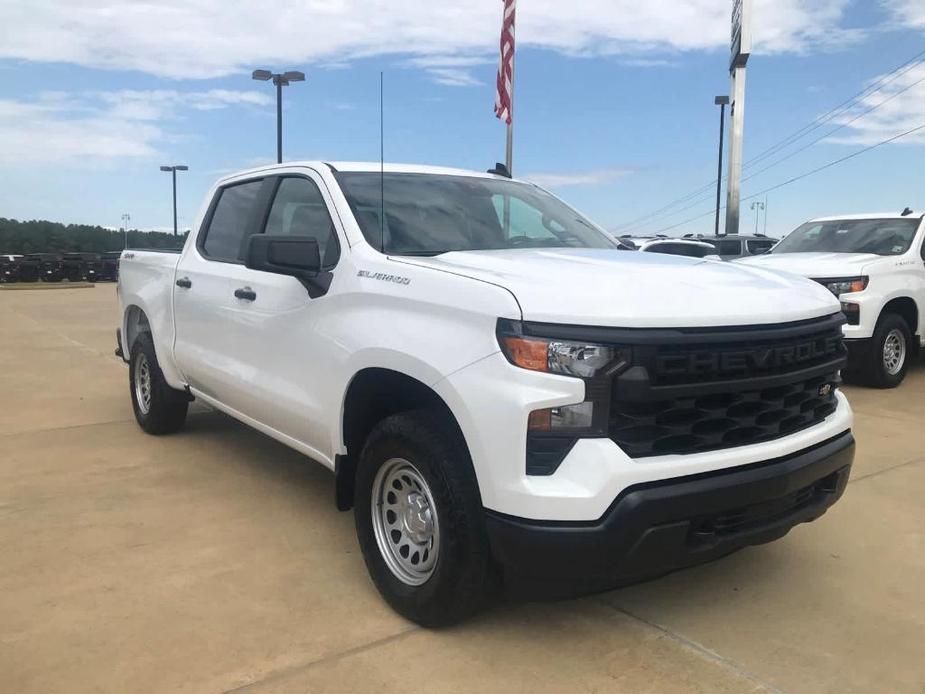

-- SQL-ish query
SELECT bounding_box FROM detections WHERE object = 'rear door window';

[200,180,263,262]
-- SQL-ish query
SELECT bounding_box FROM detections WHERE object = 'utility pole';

[714,96,729,236]
[160,165,188,235]
[724,0,752,237]
[252,69,306,164]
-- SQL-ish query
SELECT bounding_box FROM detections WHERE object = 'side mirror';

[246,235,321,279]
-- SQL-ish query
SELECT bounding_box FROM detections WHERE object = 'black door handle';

[175,277,192,289]
[234,287,257,301]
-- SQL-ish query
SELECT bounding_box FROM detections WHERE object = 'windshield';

[772,218,920,256]
[334,172,617,255]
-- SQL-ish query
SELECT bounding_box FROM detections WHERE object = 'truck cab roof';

[217,161,515,186]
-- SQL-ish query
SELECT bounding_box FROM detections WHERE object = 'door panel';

[216,171,345,459]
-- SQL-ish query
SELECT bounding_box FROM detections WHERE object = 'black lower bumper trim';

[485,431,854,594]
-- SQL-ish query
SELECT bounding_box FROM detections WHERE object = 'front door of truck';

[215,171,344,462]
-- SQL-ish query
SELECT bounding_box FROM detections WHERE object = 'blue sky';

[0,0,924,239]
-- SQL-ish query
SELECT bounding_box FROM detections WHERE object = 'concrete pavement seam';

[220,626,420,693]
[597,599,785,694]
[847,454,925,484]
[0,417,137,439]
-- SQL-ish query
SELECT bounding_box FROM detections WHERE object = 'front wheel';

[860,313,912,389]
[129,332,189,434]
[354,410,495,626]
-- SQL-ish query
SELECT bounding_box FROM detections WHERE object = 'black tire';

[354,410,495,626]
[859,313,912,389]
[129,332,189,434]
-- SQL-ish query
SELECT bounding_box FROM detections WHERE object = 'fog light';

[840,301,860,326]
[529,402,594,432]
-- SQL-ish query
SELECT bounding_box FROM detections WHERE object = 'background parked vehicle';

[24,253,64,282]
[1,254,22,282]
[621,236,718,258]
[16,255,41,282]
[100,252,121,281]
[63,253,95,282]
[686,234,777,259]
[738,212,924,387]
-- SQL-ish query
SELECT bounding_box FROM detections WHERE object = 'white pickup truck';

[117,162,855,625]
[738,212,924,388]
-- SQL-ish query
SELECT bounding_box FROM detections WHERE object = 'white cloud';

[526,168,633,187]
[0,89,271,166]
[881,0,925,28]
[827,63,925,146]
[0,1,860,84]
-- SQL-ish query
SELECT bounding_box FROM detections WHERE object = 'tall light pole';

[252,69,306,163]
[159,165,188,236]
[714,96,729,236]
[121,213,131,250]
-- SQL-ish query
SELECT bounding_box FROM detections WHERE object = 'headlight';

[498,333,621,378]
[816,276,868,296]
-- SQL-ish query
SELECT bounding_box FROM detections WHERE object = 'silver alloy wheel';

[371,457,440,586]
[134,352,152,415]
[883,328,906,376]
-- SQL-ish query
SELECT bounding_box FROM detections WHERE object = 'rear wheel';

[860,313,911,388]
[354,410,494,626]
[129,332,189,434]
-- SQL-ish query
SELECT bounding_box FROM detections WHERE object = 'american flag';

[494,0,516,125]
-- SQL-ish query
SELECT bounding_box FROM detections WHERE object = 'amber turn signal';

[500,336,549,372]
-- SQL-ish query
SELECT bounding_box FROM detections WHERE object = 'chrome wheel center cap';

[402,492,433,542]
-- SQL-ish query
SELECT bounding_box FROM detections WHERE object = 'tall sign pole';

[724,0,751,237]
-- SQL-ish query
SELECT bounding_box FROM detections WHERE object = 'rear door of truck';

[172,176,268,400]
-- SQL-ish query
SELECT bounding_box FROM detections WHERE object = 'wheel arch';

[122,304,151,357]
[335,367,470,511]
[880,296,919,336]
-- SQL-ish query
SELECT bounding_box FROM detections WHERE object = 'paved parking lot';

[1,284,923,693]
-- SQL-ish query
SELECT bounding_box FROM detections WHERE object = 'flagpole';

[505,59,514,175]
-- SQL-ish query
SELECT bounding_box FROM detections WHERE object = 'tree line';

[0,218,187,254]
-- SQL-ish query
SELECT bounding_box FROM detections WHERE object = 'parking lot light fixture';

[252,68,307,164]
[714,95,730,237]
[160,165,188,236]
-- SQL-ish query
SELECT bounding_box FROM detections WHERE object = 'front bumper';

[485,431,854,593]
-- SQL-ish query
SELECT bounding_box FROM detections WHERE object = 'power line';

[650,121,925,235]
[742,47,925,170]
[739,70,925,185]
[614,47,925,233]
[627,61,925,233]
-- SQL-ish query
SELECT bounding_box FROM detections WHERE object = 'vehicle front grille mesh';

[607,316,845,458]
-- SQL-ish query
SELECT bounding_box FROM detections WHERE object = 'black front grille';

[608,314,846,458]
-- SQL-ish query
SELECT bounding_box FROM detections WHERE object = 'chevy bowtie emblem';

[818,383,833,397]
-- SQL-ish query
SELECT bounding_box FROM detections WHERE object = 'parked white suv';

[116,162,855,625]
[738,212,924,387]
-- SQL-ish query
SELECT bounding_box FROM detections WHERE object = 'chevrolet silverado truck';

[739,212,924,388]
[117,162,855,625]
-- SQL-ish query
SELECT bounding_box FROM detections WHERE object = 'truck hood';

[736,252,880,278]
[394,248,839,328]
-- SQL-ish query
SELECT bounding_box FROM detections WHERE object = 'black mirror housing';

[246,235,321,278]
